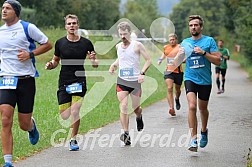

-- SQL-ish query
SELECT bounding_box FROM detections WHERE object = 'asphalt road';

[14,60,252,167]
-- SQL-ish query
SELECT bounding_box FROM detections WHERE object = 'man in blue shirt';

[182,15,221,152]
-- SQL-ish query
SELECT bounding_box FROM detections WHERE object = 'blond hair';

[64,14,79,24]
[117,21,131,32]
[168,33,177,39]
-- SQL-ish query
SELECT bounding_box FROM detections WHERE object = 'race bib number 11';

[0,76,18,89]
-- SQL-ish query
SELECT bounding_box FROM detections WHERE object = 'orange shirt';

[164,44,183,73]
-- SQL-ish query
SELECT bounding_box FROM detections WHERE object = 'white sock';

[29,121,35,132]
[4,154,12,163]
[71,137,76,141]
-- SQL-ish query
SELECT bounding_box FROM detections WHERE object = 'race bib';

[0,76,18,89]
[66,83,82,94]
[188,55,205,68]
[120,68,134,77]
[167,58,175,66]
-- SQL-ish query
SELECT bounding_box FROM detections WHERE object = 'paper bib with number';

[188,55,205,68]
[66,83,82,94]
[167,58,175,66]
[0,76,18,89]
[120,68,134,77]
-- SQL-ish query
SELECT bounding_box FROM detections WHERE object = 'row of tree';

[0,0,251,61]
[1,0,160,36]
[1,0,121,30]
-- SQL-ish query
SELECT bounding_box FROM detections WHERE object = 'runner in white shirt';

[0,1,52,166]
[109,21,151,145]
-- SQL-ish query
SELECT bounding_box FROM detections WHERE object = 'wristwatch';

[140,71,145,75]
[203,51,206,56]
[29,52,35,59]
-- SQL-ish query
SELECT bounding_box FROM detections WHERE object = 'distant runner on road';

[158,33,184,117]
[215,39,230,94]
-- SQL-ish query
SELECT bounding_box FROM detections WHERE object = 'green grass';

[0,29,168,164]
[231,52,252,80]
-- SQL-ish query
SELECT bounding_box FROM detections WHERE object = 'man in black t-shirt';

[45,14,98,151]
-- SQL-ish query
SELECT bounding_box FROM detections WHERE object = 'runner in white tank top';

[117,40,140,81]
[109,21,151,145]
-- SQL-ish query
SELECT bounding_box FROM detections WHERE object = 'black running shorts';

[164,72,184,85]
[0,77,35,113]
[116,77,142,97]
[57,82,87,105]
[215,67,227,77]
[184,80,212,101]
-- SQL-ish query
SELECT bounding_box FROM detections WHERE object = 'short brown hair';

[64,14,79,24]
[117,21,131,32]
[188,15,204,27]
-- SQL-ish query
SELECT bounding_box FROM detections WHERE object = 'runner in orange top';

[158,33,184,116]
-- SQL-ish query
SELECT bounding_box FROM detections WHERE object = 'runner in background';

[158,33,184,116]
[215,39,230,94]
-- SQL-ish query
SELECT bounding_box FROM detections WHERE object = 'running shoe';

[175,98,181,110]
[200,129,208,148]
[136,115,144,131]
[188,139,198,152]
[69,140,79,151]
[120,132,131,145]
[2,162,13,167]
[221,88,225,93]
[169,108,176,116]
[28,117,39,145]
[217,89,222,94]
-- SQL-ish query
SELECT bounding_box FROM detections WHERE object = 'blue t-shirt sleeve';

[210,38,218,53]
